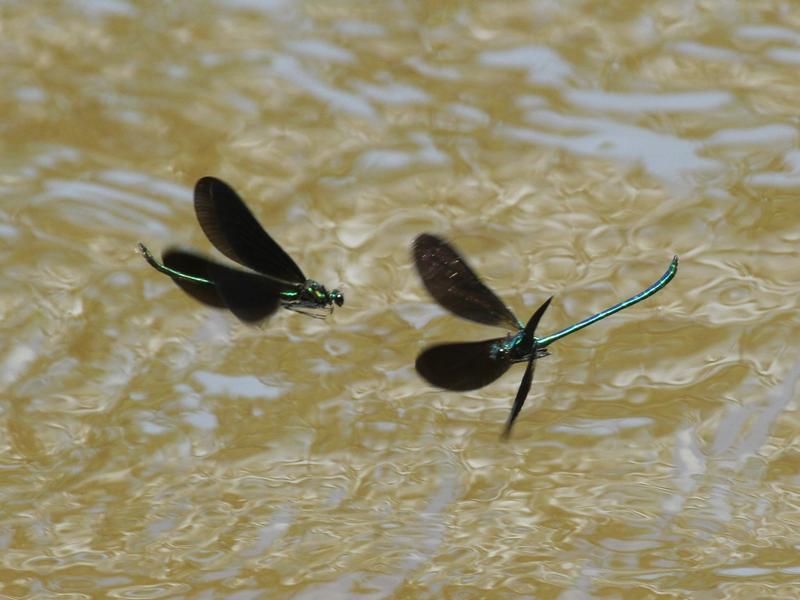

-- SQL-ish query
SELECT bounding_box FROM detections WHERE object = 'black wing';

[415,338,513,391]
[194,176,306,284]
[502,357,535,440]
[163,249,288,324]
[502,297,552,439]
[412,233,521,331]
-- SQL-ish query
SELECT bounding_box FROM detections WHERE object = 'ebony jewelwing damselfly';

[412,234,678,439]
[139,176,343,324]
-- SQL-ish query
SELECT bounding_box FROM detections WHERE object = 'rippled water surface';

[3,1,800,597]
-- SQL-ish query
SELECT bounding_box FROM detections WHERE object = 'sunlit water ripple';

[1,1,799,597]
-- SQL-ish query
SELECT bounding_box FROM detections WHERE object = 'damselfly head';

[330,289,344,307]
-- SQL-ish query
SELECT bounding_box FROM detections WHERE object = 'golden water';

[2,1,799,597]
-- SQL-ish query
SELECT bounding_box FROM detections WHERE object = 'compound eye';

[333,291,344,307]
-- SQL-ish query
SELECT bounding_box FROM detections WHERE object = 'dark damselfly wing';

[163,249,290,323]
[413,234,522,331]
[503,358,534,440]
[502,297,553,439]
[194,176,306,284]
[206,264,286,323]
[415,338,513,392]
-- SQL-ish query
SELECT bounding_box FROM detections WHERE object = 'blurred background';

[2,0,799,597]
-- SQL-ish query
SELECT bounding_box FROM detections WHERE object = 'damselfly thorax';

[489,332,551,363]
[281,279,344,318]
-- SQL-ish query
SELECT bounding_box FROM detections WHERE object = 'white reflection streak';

[767,47,800,64]
[550,417,654,437]
[665,361,800,519]
[286,39,355,64]
[705,124,797,147]
[663,426,707,518]
[364,467,461,597]
[270,54,376,119]
[405,56,460,81]
[667,41,742,62]
[479,45,574,86]
[723,361,800,461]
[355,132,449,173]
[735,24,800,44]
[238,506,294,558]
[69,0,135,17]
[351,80,430,105]
[219,0,291,13]
[498,111,719,182]
[293,464,461,599]
[192,370,288,399]
[38,180,173,236]
[0,332,43,388]
[565,89,732,113]
[749,149,800,188]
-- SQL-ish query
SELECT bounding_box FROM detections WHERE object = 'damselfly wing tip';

[193,175,308,285]
[411,233,522,330]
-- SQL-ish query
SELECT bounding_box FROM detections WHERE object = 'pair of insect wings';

[413,234,553,394]
[162,178,551,395]
[161,177,316,323]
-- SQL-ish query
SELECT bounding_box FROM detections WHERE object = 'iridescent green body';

[278,280,344,313]
[139,243,343,315]
[490,255,679,363]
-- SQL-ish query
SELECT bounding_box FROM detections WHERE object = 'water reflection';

[2,0,800,597]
